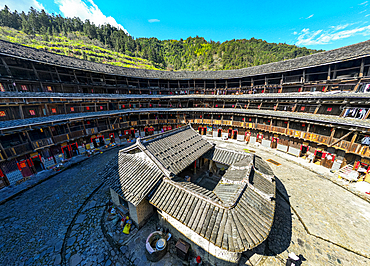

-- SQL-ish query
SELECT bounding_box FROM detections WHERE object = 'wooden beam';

[329,130,354,147]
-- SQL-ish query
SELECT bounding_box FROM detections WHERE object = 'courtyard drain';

[266,159,281,166]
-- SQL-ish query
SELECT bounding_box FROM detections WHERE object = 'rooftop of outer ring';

[1,91,370,100]
[1,39,370,80]
[1,107,370,132]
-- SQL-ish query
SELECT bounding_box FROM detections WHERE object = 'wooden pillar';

[328,128,336,146]
[349,133,358,152]
[31,62,44,91]
[333,64,337,79]
[19,105,24,119]
[0,142,8,160]
[44,104,49,116]
[359,58,365,78]
[327,65,331,80]
[66,124,72,134]
[313,104,321,114]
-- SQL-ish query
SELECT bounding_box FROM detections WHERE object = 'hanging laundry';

[361,136,370,145]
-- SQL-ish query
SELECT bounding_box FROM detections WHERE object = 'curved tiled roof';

[101,152,164,206]
[140,125,214,175]
[1,39,370,80]
[150,148,276,252]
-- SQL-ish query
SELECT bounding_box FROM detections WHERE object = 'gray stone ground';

[0,147,126,266]
[1,137,370,266]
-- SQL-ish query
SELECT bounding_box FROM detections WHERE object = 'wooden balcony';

[256,124,270,131]
[4,142,33,157]
[332,139,352,151]
[120,121,130,128]
[222,120,232,126]
[286,129,305,139]
[213,119,222,125]
[158,119,167,124]
[271,126,286,134]
[70,130,85,139]
[194,119,203,124]
[168,119,177,124]
[358,146,370,157]
[98,125,109,132]
[110,123,120,130]
[203,119,212,124]
[349,143,361,153]
[85,127,98,135]
[53,133,69,144]
[32,138,53,149]
[232,121,244,127]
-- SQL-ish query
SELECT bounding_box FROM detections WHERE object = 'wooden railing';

[120,121,130,128]
[332,139,352,151]
[245,123,254,129]
[53,133,69,143]
[349,143,360,153]
[70,130,85,139]
[4,142,33,157]
[148,119,158,124]
[32,138,53,149]
[110,123,120,130]
[256,124,270,131]
[158,119,167,124]
[271,126,286,134]
[213,119,222,125]
[194,119,202,123]
[98,125,109,132]
[130,121,138,126]
[222,120,232,126]
[140,120,149,125]
[203,119,212,124]
[168,119,177,124]
[232,121,244,127]
[85,127,98,135]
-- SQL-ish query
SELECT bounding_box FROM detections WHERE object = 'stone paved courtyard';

[0,138,370,265]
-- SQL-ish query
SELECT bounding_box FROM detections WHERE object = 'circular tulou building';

[1,39,370,263]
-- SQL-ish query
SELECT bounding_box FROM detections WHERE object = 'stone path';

[0,147,123,266]
[64,185,133,266]
[210,138,370,265]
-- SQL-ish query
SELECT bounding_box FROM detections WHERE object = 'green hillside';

[0,6,323,71]
[0,27,159,70]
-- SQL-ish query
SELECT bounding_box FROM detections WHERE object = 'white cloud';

[0,0,46,12]
[360,1,368,5]
[54,0,128,34]
[148,19,160,23]
[296,23,370,46]
[306,14,314,19]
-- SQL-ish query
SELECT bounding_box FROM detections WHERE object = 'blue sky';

[1,0,370,50]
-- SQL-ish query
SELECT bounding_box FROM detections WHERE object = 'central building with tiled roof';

[102,125,276,264]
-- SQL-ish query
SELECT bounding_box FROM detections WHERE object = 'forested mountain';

[0,6,323,71]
